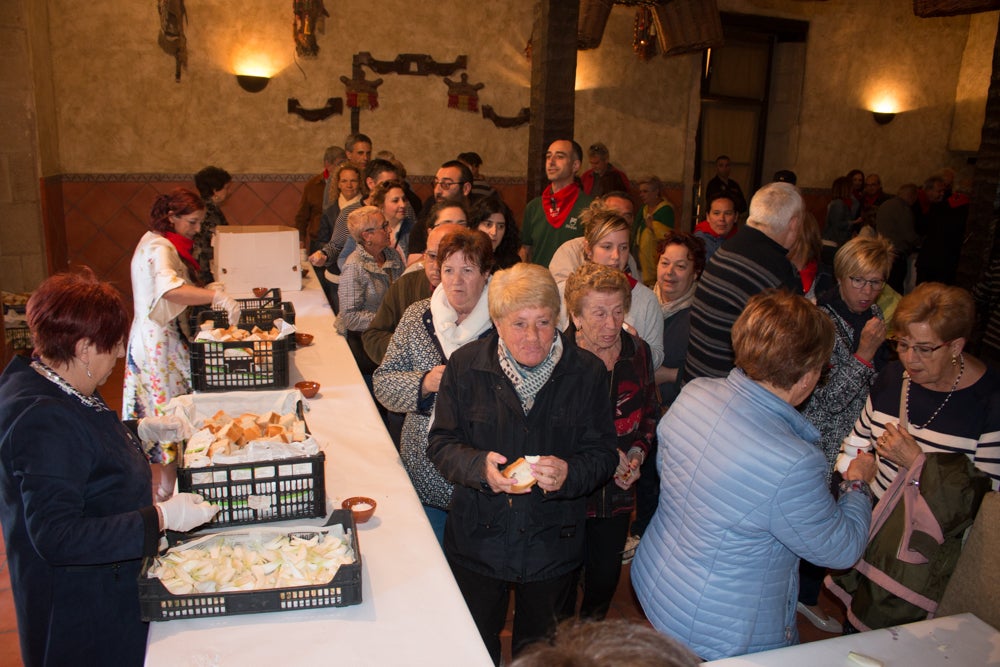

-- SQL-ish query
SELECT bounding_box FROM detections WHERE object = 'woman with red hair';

[123,189,240,474]
[0,269,218,666]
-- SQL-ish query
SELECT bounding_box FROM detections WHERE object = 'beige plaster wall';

[574,9,700,185]
[39,0,993,195]
[951,11,998,153]
[47,0,537,176]
[0,0,47,293]
[719,0,978,191]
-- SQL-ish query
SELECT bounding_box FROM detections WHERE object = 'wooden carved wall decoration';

[287,97,344,122]
[482,105,530,129]
[444,74,485,112]
[157,0,187,82]
[293,0,329,57]
[341,71,384,110]
[356,52,468,77]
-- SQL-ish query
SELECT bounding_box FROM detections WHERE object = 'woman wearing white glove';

[123,188,242,420]
[138,414,193,501]
[0,270,219,666]
[157,493,221,532]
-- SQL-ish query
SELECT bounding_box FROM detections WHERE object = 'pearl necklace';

[905,354,964,430]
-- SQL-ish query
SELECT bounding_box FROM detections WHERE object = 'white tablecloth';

[702,613,1000,666]
[145,270,492,666]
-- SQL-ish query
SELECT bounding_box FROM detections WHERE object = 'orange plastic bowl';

[252,287,269,298]
[295,380,320,398]
[295,332,314,347]
[342,496,377,523]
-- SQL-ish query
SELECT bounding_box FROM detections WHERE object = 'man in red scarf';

[520,139,593,268]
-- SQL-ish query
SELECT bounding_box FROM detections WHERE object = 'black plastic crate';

[138,510,361,621]
[3,305,32,351]
[177,447,325,527]
[189,337,291,391]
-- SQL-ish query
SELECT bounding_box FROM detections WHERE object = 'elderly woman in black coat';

[428,262,618,665]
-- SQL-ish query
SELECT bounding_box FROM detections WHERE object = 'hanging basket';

[652,0,724,57]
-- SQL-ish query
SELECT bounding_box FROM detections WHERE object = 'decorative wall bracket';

[482,104,530,128]
[287,97,344,122]
[444,73,485,112]
[355,52,468,77]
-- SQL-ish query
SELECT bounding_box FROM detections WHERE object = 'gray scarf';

[497,334,563,414]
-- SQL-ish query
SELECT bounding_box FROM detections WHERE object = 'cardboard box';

[213,226,302,293]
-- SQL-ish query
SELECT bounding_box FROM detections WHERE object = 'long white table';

[703,613,1000,666]
[145,269,492,666]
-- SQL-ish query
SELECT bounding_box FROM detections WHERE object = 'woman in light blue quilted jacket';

[631,290,876,661]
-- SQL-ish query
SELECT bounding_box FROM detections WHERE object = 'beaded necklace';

[905,353,964,430]
[30,357,110,413]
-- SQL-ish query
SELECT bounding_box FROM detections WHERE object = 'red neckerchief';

[625,272,638,290]
[798,258,817,294]
[948,192,970,208]
[694,219,738,240]
[322,168,330,180]
[543,182,580,228]
[163,231,200,276]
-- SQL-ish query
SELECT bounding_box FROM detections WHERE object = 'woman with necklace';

[842,282,999,498]
[0,270,218,666]
[561,263,657,620]
[828,283,997,633]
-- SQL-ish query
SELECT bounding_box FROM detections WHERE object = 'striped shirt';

[844,360,1000,498]
[683,225,802,382]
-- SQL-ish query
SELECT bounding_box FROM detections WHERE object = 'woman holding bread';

[0,269,219,667]
[561,263,657,620]
[428,263,618,665]
[373,228,494,543]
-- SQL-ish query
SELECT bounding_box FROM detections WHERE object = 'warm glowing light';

[233,52,277,78]
[869,96,899,114]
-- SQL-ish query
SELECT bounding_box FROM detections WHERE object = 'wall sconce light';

[872,111,896,125]
[236,74,270,93]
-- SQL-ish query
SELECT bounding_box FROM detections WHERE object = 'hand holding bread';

[484,452,524,494]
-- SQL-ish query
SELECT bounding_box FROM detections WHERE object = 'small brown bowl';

[342,496,377,523]
[252,287,269,297]
[295,380,320,398]
[295,332,314,347]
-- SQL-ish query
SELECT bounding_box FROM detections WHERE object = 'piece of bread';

[208,437,231,457]
[502,457,537,492]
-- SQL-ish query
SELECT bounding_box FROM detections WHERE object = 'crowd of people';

[1,132,997,666]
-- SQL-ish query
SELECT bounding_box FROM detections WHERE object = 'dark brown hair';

[436,228,494,275]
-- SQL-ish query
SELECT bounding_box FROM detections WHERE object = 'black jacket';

[428,331,618,583]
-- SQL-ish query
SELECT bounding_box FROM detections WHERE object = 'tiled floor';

[0,358,846,664]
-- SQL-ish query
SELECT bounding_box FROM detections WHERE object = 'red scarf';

[163,231,200,277]
[694,219,738,240]
[799,258,817,294]
[543,182,581,228]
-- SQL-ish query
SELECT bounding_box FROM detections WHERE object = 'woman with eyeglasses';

[795,235,893,633]
[826,282,997,632]
[841,282,999,497]
[337,205,404,375]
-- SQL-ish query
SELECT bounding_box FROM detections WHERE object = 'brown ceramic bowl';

[295,380,320,398]
[342,496,377,524]
[252,287,269,297]
[294,332,314,347]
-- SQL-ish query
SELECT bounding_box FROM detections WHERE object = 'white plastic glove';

[211,290,242,327]
[137,414,191,444]
[157,493,220,532]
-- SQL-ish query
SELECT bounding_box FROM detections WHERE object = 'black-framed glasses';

[888,338,950,358]
[848,276,885,290]
[432,179,463,189]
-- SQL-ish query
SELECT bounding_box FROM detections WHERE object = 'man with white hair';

[684,182,805,382]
